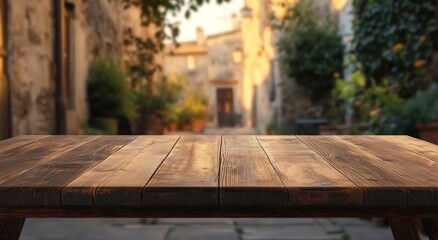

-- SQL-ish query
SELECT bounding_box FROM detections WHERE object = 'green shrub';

[274,0,344,101]
[87,59,137,120]
[405,84,438,123]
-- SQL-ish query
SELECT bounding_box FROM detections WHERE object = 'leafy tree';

[273,0,343,101]
[122,0,231,89]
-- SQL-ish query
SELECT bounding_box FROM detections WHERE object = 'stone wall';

[6,0,145,135]
[7,0,55,135]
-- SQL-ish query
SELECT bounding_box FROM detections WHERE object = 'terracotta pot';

[335,125,349,135]
[146,116,166,135]
[417,122,438,144]
[191,119,205,133]
[319,125,337,135]
[168,123,177,132]
[183,124,192,132]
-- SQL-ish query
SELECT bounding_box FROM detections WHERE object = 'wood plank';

[297,136,414,207]
[0,136,96,184]
[340,136,438,206]
[0,218,25,240]
[0,136,135,207]
[220,135,288,206]
[0,135,47,153]
[257,136,363,207]
[64,136,179,206]
[380,136,438,163]
[389,218,420,240]
[422,218,438,240]
[143,135,220,207]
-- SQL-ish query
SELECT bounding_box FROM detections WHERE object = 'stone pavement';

[20,217,426,240]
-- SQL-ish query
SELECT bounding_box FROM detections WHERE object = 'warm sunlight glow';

[331,0,349,11]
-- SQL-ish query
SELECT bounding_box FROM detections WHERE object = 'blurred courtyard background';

[0,0,437,239]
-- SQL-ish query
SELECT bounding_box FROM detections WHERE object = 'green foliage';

[135,73,186,132]
[122,0,231,84]
[274,0,344,101]
[333,71,415,135]
[175,91,210,122]
[87,59,137,120]
[352,0,438,98]
[405,84,438,123]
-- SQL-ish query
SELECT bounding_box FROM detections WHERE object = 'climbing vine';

[352,0,438,98]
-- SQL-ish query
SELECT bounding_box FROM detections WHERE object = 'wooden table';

[0,135,438,240]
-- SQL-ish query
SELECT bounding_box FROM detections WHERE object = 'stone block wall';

[6,0,146,135]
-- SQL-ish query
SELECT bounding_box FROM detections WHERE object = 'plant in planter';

[167,108,179,132]
[190,103,208,133]
[232,113,243,127]
[332,71,415,135]
[87,59,136,134]
[405,85,438,144]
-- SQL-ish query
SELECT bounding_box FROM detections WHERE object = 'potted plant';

[191,103,207,133]
[406,85,438,144]
[87,59,136,134]
[233,113,243,127]
[167,109,179,132]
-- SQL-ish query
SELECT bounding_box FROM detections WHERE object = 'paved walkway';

[21,217,412,240]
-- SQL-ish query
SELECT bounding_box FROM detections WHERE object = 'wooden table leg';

[389,218,420,240]
[422,218,438,240]
[0,218,26,240]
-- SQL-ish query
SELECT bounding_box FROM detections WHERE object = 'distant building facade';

[163,0,349,133]
[0,0,151,139]
[164,22,244,128]
[163,5,283,133]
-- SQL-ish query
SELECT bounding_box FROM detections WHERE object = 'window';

[187,55,196,70]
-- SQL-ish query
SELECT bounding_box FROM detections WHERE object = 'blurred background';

[0,0,437,140]
[0,0,437,239]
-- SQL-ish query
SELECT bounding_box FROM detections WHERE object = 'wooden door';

[0,0,10,140]
[217,88,234,127]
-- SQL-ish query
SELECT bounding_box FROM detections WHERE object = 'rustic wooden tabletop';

[0,135,437,240]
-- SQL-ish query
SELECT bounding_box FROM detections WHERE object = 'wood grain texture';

[380,136,438,163]
[340,136,438,206]
[422,218,438,240]
[297,136,413,207]
[0,218,25,240]
[0,136,96,184]
[64,136,179,206]
[220,136,288,206]
[143,135,220,207]
[0,135,47,153]
[389,218,420,240]
[0,136,135,206]
[258,136,363,207]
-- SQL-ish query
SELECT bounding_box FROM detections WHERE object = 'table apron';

[1,207,438,218]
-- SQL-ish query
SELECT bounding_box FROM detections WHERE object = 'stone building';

[163,4,283,133]
[0,0,152,139]
[164,20,244,128]
[163,0,348,133]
